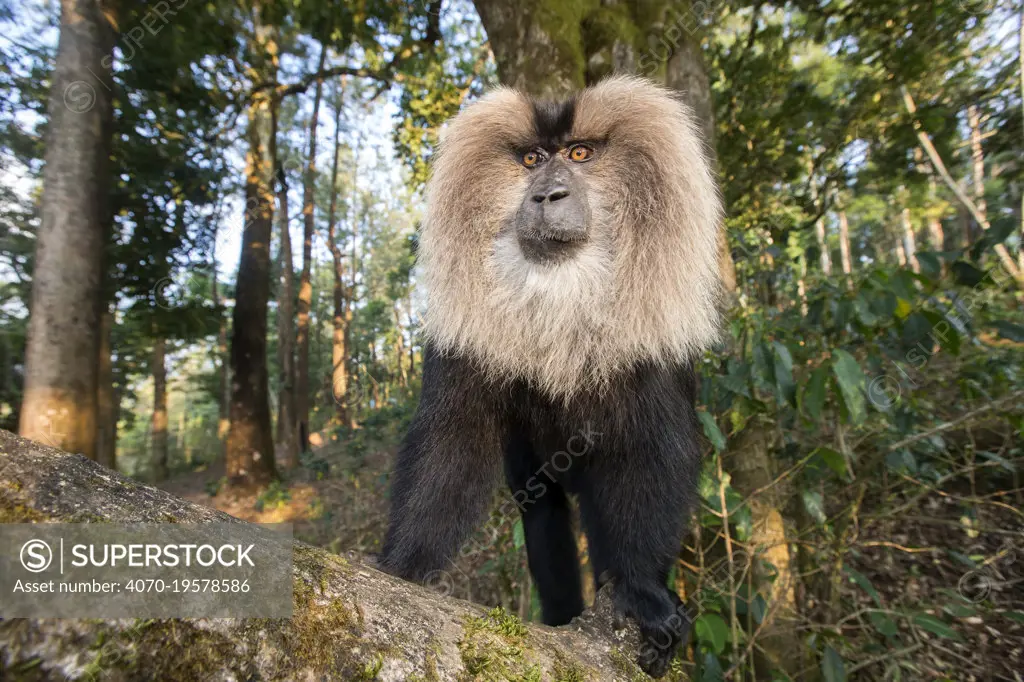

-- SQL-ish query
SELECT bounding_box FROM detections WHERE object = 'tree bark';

[893,218,908,267]
[837,210,854,285]
[18,0,114,459]
[295,45,329,453]
[212,233,229,451]
[345,133,362,429]
[151,337,168,482]
[899,204,919,273]
[226,14,278,488]
[393,305,408,389]
[273,109,298,468]
[808,157,832,275]
[0,430,664,681]
[95,306,116,469]
[325,87,350,426]
[968,104,988,225]
[662,9,737,295]
[1019,7,1023,273]
[472,0,585,96]
[915,148,946,254]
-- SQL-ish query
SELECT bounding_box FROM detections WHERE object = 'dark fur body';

[381,344,702,675]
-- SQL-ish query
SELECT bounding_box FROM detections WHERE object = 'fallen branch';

[0,430,657,681]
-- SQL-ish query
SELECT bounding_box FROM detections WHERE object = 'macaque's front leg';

[379,347,504,581]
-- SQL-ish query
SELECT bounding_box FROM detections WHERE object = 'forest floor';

[843,481,1024,681]
[157,427,1024,681]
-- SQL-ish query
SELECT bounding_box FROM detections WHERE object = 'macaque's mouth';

[517,235,587,264]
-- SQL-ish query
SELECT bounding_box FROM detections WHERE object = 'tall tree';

[226,9,278,488]
[212,234,230,450]
[150,336,168,481]
[273,110,299,468]
[18,0,114,458]
[325,86,350,425]
[95,306,116,468]
[808,157,832,275]
[295,45,329,452]
[838,210,854,286]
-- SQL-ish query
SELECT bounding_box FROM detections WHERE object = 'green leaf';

[719,373,751,398]
[695,613,729,655]
[700,651,724,682]
[801,366,829,420]
[885,450,918,474]
[921,310,961,356]
[977,450,1017,472]
[698,411,727,452]
[821,645,846,682]
[854,295,878,327]
[952,261,987,287]
[772,340,794,372]
[831,350,867,424]
[512,518,525,550]
[895,298,913,319]
[802,489,827,525]
[1004,611,1024,624]
[752,342,775,391]
[912,614,963,642]
[816,447,848,478]
[869,611,899,637]
[993,321,1024,343]
[845,566,881,606]
[751,594,767,624]
[902,312,933,349]
[915,251,942,278]
[943,600,979,618]
[772,342,796,406]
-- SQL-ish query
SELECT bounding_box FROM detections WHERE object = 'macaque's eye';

[522,151,541,168]
[568,144,594,163]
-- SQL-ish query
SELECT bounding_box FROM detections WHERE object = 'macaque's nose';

[532,185,571,203]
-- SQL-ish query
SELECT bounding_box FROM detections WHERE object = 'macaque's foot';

[616,587,690,678]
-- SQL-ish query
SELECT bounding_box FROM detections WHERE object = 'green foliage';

[254,481,292,512]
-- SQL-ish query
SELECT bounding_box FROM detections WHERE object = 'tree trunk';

[968,104,988,225]
[896,185,919,273]
[18,0,114,459]
[273,109,298,468]
[808,157,832,275]
[226,19,278,489]
[662,12,737,296]
[151,337,168,482]
[915,148,946,254]
[393,306,408,389]
[837,210,854,286]
[212,234,229,450]
[407,297,416,378]
[1019,8,1024,274]
[325,86,350,426]
[472,0,584,96]
[900,204,920,273]
[295,45,328,453]
[345,135,361,429]
[95,306,116,469]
